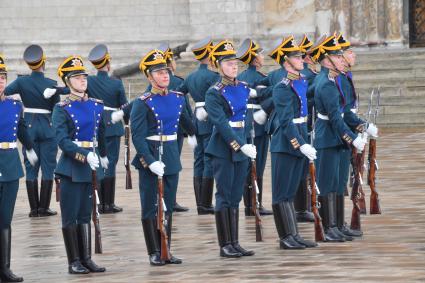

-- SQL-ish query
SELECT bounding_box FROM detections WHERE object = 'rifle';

[54,175,61,202]
[157,121,171,261]
[124,124,132,190]
[368,87,381,214]
[91,112,102,254]
[309,107,325,242]
[250,119,263,242]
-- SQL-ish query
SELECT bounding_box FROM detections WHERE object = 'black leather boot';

[288,202,317,248]
[229,208,254,256]
[243,177,254,216]
[215,209,242,257]
[257,177,273,216]
[26,180,39,217]
[110,177,123,213]
[0,227,23,282]
[77,223,106,272]
[174,202,189,212]
[164,214,182,264]
[198,177,214,215]
[38,180,57,217]
[101,177,113,214]
[320,193,345,242]
[141,218,165,266]
[193,177,202,208]
[62,226,89,274]
[272,202,305,249]
[336,194,362,237]
[294,179,314,222]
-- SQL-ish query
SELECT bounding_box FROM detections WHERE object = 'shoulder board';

[6,94,22,102]
[213,82,225,91]
[173,74,184,80]
[89,98,104,104]
[57,99,71,107]
[140,92,154,101]
[281,77,290,86]
[172,91,185,96]
[257,70,267,77]
[327,75,335,83]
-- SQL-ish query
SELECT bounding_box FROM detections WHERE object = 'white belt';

[229,121,245,128]
[195,102,205,107]
[73,141,98,148]
[24,108,51,114]
[317,113,344,120]
[350,108,357,114]
[0,142,17,149]
[146,134,177,141]
[103,106,119,111]
[292,117,307,124]
[247,104,261,110]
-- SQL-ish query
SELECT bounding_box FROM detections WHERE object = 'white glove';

[253,109,267,125]
[241,144,257,159]
[249,88,257,98]
[187,135,198,149]
[300,144,317,161]
[149,161,166,177]
[25,149,38,166]
[87,152,100,170]
[43,88,57,99]
[366,123,378,138]
[195,107,208,121]
[111,110,124,124]
[353,135,367,152]
[100,156,109,170]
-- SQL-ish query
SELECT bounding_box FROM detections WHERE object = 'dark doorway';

[410,0,425,47]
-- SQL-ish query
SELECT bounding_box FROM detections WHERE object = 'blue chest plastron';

[221,83,249,122]
[63,99,104,141]
[144,92,184,135]
[335,75,346,112]
[0,99,22,142]
[290,78,308,117]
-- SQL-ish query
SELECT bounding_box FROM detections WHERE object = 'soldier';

[130,49,196,266]
[0,55,38,282]
[205,40,256,258]
[310,34,367,242]
[336,33,378,236]
[52,56,107,274]
[235,38,272,216]
[5,45,59,217]
[176,37,220,215]
[86,44,128,214]
[269,36,317,249]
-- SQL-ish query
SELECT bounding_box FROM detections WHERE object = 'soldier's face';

[0,74,6,93]
[329,55,345,72]
[344,50,356,66]
[290,55,304,71]
[150,69,170,89]
[69,75,88,93]
[220,59,238,79]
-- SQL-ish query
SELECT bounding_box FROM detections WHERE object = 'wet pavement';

[8,130,425,282]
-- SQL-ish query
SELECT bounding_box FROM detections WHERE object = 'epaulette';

[57,99,71,107]
[172,90,185,96]
[213,82,225,91]
[327,74,335,83]
[6,94,22,102]
[281,77,290,86]
[89,97,104,104]
[173,74,184,81]
[257,70,267,77]
[140,92,154,101]
[238,80,248,86]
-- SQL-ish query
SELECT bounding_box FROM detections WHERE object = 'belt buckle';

[1,142,9,149]
[81,141,91,148]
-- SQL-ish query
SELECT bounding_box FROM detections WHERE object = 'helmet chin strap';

[284,56,300,74]
[325,54,340,74]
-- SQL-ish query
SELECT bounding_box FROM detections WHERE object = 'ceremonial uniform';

[0,55,36,282]
[176,37,220,215]
[205,40,255,258]
[132,49,195,266]
[5,44,59,217]
[236,38,272,216]
[53,56,106,274]
[269,36,317,249]
[87,44,128,214]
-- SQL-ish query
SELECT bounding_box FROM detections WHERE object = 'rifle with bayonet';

[368,87,381,214]
[91,112,102,254]
[250,119,263,242]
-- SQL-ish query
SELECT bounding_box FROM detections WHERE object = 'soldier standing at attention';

[310,35,367,242]
[269,36,317,249]
[130,49,196,266]
[205,40,256,258]
[86,44,128,214]
[177,37,220,215]
[53,56,107,274]
[0,55,38,283]
[5,45,59,217]
[236,38,273,216]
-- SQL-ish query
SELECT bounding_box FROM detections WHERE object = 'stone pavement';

[8,130,425,282]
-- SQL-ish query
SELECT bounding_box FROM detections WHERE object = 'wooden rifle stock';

[157,175,170,261]
[358,148,367,214]
[350,148,363,231]
[92,169,103,254]
[124,125,132,190]
[368,138,381,214]
[309,161,325,242]
[250,160,263,242]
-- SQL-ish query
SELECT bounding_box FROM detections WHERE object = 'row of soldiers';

[0,31,379,281]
